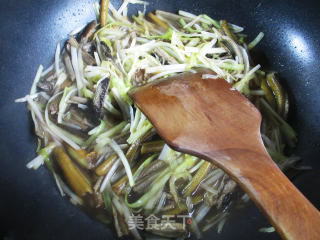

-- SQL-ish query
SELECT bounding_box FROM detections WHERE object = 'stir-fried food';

[17,1,300,239]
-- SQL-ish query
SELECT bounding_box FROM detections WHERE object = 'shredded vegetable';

[17,2,300,239]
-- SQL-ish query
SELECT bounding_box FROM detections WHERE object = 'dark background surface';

[0,0,320,239]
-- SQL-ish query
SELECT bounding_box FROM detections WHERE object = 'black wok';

[0,0,319,239]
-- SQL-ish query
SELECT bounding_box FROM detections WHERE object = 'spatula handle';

[206,149,320,240]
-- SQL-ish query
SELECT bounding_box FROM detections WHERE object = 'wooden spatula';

[129,69,320,240]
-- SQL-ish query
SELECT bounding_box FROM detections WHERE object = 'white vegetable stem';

[55,41,61,76]
[109,139,135,187]
[71,46,83,96]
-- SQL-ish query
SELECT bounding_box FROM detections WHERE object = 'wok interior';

[1,0,320,240]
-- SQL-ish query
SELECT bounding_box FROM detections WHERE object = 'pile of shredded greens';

[17,0,301,239]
